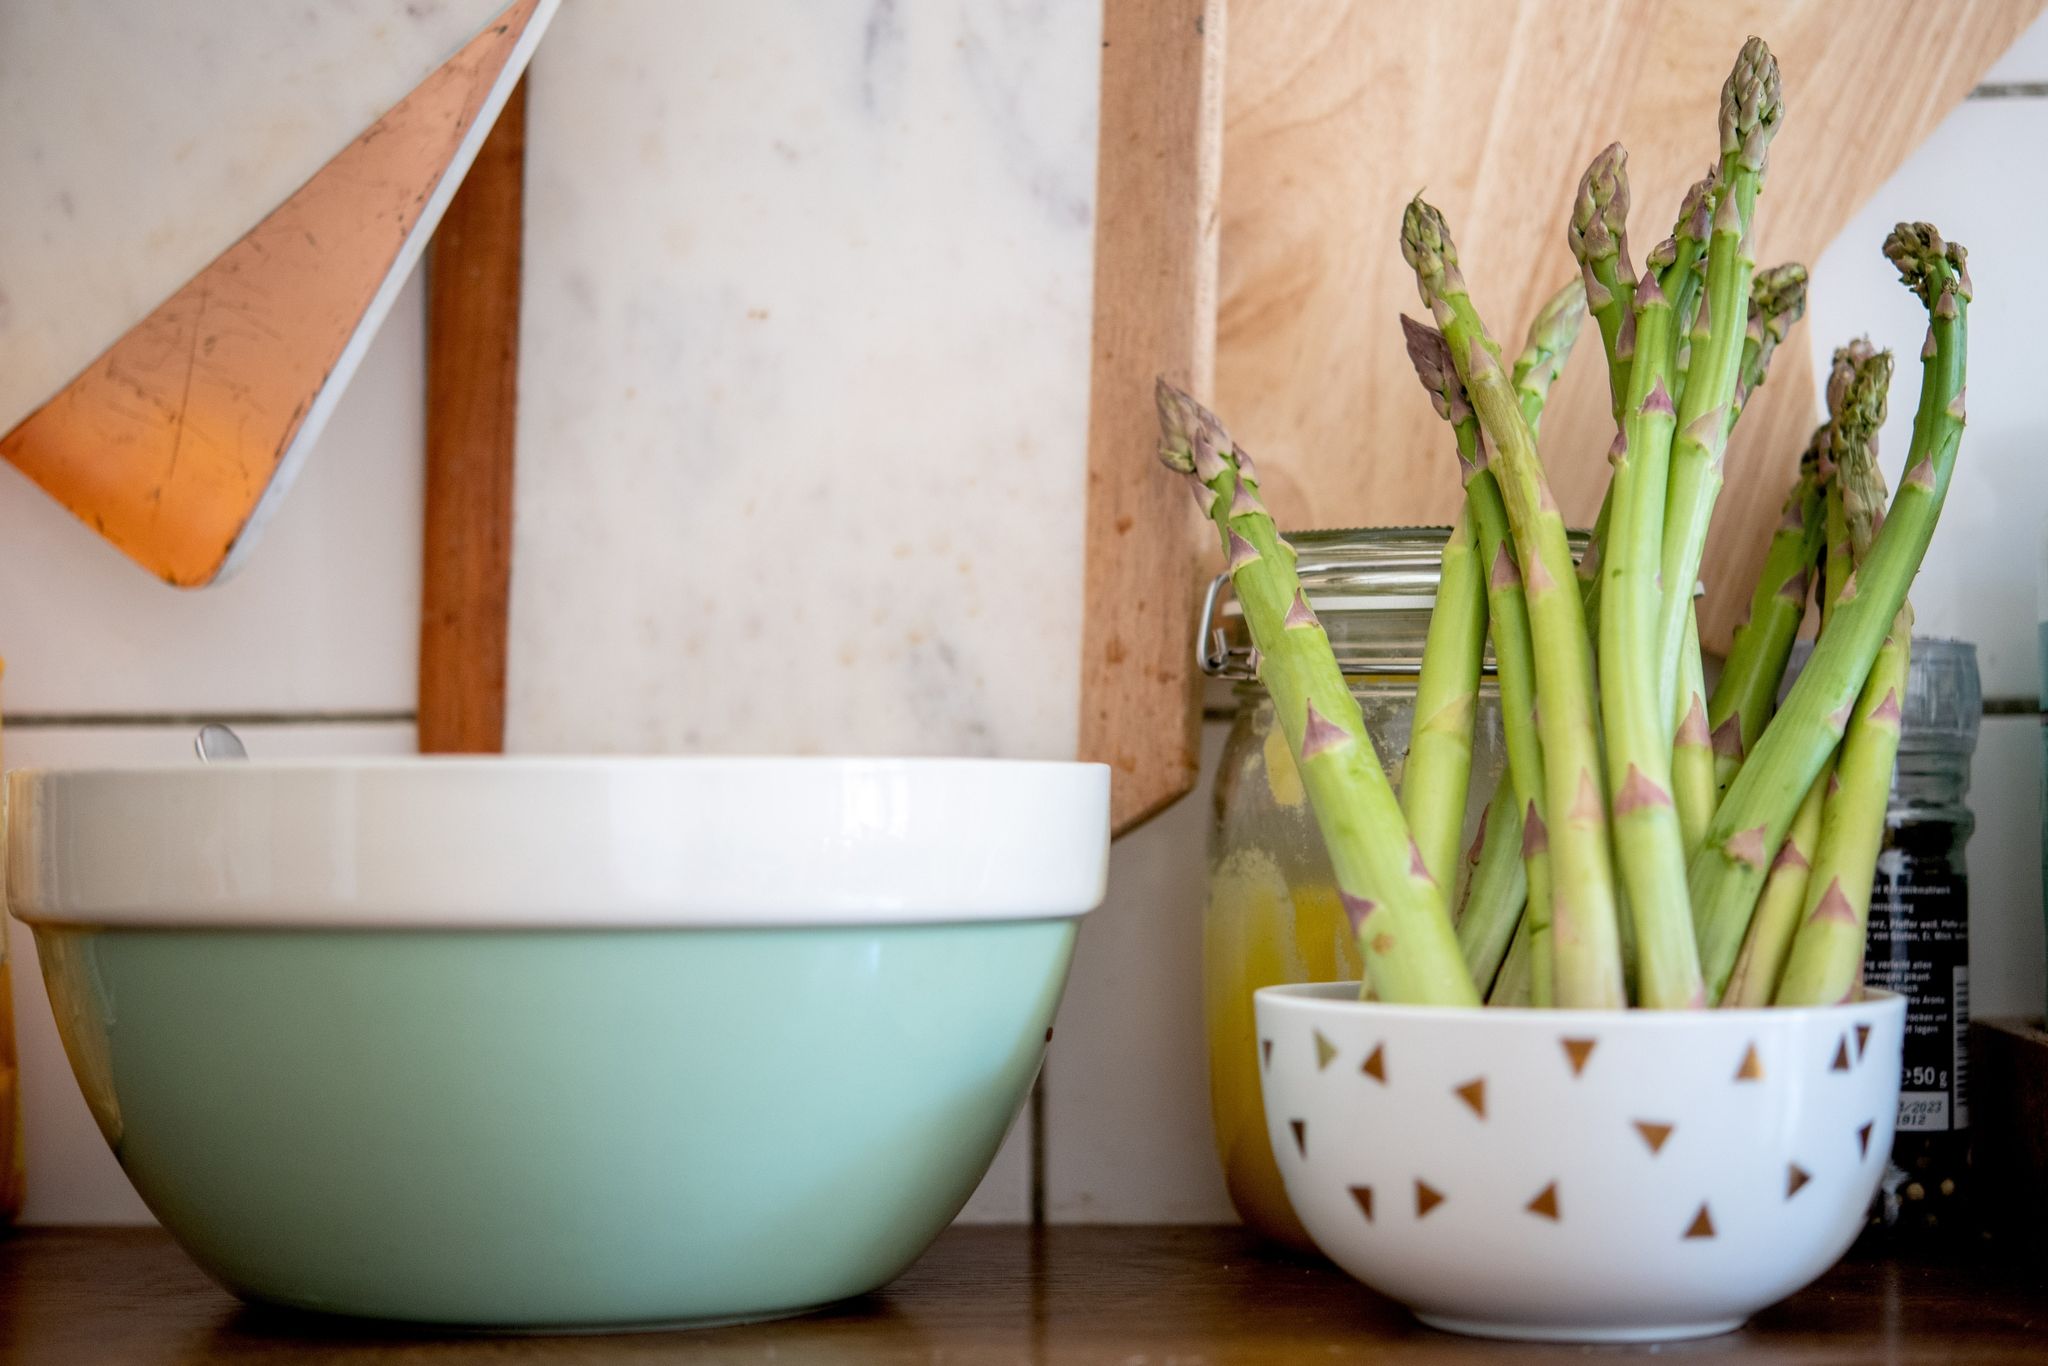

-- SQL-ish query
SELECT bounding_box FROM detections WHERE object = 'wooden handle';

[1079,0,1228,835]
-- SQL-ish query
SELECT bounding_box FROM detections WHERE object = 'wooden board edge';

[1078,0,1226,836]
[419,78,525,755]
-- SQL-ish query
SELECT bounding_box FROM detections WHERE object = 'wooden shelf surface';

[2,1224,2042,1363]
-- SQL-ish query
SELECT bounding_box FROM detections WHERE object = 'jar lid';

[1199,526,1589,680]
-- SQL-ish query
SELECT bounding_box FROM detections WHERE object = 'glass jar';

[1200,528,1507,1247]
[1,912,16,1227]
[1863,637,1979,1237]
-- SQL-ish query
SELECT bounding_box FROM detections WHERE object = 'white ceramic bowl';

[1255,982,1905,1342]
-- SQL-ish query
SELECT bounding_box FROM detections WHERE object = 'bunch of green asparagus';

[1156,37,1970,1010]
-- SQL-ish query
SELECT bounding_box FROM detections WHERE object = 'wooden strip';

[419,79,526,755]
[1079,0,1226,835]
[1217,0,2043,650]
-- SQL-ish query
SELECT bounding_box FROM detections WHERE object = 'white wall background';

[7,17,2048,1227]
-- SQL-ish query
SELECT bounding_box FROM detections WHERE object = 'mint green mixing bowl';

[6,758,1108,1329]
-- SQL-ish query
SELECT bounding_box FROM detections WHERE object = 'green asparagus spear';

[1774,615,1911,1005]
[1736,342,1892,1003]
[1691,225,1968,1000]
[1658,171,1717,400]
[1657,39,1785,715]
[1597,259,1704,1007]
[1512,277,1590,435]
[1490,913,1536,1006]
[1672,609,1716,853]
[1708,438,1825,793]
[1457,781,1529,993]
[1720,767,1825,1007]
[1657,171,1717,314]
[1404,510,1488,891]
[1157,381,1478,1005]
[1733,263,1810,422]
[1569,143,1638,424]
[1402,315,1552,1002]
[1404,198,1626,1008]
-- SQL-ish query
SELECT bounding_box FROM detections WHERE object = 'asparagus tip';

[1753,262,1810,338]
[1884,222,1968,305]
[1720,36,1784,170]
[1402,196,1464,308]
[1154,377,1233,479]
[1399,314,1460,417]
[1680,170,1716,239]
[1569,142,1630,266]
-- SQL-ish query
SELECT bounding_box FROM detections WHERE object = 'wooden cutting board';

[1216,0,2042,649]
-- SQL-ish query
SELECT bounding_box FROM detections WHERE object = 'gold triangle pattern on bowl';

[1560,1037,1597,1077]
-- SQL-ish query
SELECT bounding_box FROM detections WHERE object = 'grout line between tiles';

[1969,81,2048,100]
[1029,1067,1047,1226]
[4,709,417,730]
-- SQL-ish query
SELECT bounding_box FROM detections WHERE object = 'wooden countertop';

[2,1225,2042,1363]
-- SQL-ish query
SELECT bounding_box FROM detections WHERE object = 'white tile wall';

[1044,723,1234,1223]
[1983,11,2048,83]
[1965,715,2046,1019]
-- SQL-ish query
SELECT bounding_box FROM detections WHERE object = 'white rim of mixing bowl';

[5,756,1110,929]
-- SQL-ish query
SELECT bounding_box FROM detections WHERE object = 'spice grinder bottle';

[1863,638,1979,1235]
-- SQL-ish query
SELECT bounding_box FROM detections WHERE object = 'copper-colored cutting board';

[1217,0,2042,649]
[0,0,556,588]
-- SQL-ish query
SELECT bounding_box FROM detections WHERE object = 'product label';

[1865,847,1969,1133]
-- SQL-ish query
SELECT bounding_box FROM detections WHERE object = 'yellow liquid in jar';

[1203,848,1357,1247]
[0,926,18,1225]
